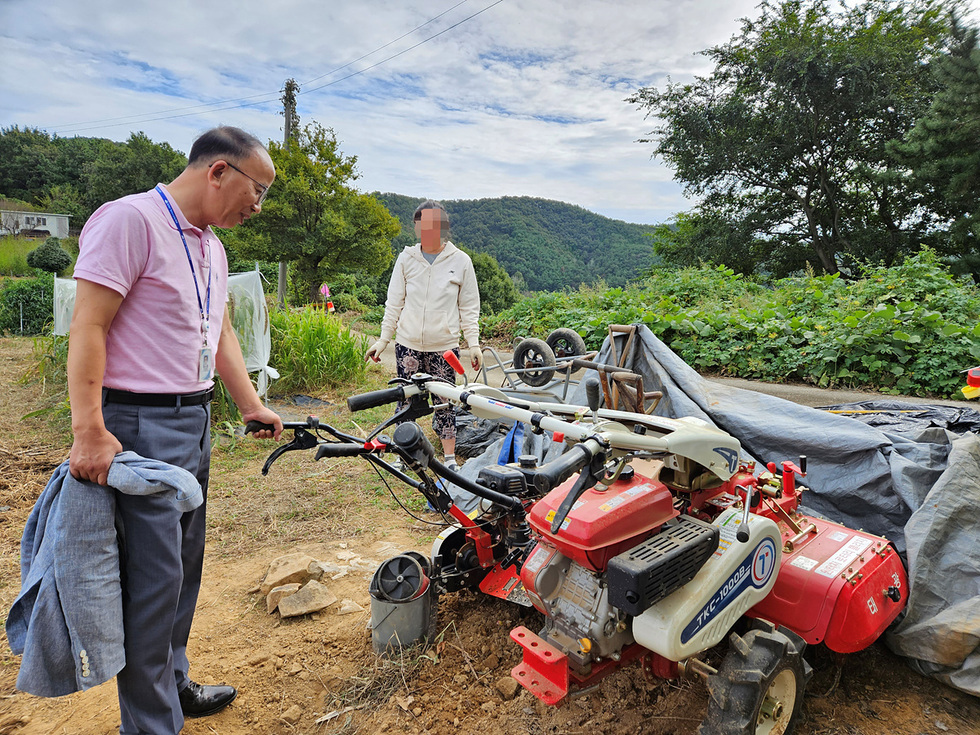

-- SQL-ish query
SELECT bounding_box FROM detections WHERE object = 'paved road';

[709,376,973,409]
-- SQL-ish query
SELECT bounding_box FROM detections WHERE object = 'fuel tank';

[527,470,678,571]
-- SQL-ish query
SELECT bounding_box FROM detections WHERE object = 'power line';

[300,0,503,96]
[47,0,500,136]
[50,1,472,133]
[301,0,471,86]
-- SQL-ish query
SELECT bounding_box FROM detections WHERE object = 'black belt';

[103,387,214,407]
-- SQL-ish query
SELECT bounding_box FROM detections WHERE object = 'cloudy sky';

[2,1,977,225]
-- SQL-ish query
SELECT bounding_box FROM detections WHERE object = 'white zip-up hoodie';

[379,241,480,352]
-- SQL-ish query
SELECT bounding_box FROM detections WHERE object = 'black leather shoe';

[178,680,237,718]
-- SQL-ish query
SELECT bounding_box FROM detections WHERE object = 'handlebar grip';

[532,443,593,494]
[347,385,407,412]
[315,443,366,460]
[245,420,275,435]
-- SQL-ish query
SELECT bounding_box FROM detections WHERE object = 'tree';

[81,132,186,214]
[27,236,72,273]
[230,123,400,303]
[0,129,186,226]
[890,18,980,250]
[0,126,57,201]
[458,245,521,314]
[628,0,955,275]
[37,183,86,222]
[650,210,773,275]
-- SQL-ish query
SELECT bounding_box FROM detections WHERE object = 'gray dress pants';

[102,397,210,735]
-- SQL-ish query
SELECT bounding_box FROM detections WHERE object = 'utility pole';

[277,78,300,308]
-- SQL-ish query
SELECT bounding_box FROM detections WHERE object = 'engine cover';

[528,471,678,571]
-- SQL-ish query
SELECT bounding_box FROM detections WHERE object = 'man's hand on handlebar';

[241,406,283,441]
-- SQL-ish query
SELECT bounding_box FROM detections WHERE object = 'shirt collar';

[154,184,203,235]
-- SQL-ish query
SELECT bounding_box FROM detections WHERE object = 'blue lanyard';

[156,185,211,340]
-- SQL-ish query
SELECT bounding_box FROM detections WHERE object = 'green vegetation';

[0,128,186,225]
[483,251,980,397]
[0,236,34,276]
[890,18,980,254]
[226,123,400,304]
[269,306,370,395]
[21,305,371,432]
[26,237,71,274]
[0,271,53,335]
[629,0,979,278]
[459,245,521,314]
[373,193,657,293]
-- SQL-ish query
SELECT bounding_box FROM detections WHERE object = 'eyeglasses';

[214,160,270,205]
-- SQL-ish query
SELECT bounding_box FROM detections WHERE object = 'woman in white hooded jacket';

[366,200,481,468]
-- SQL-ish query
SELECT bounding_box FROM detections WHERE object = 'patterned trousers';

[394,343,458,441]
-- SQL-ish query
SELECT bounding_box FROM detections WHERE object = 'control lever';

[737,482,754,543]
[585,377,600,421]
[258,428,319,476]
[549,469,598,534]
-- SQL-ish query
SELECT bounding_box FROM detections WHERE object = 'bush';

[330,292,365,312]
[270,306,369,394]
[0,271,54,335]
[483,253,980,398]
[26,237,72,274]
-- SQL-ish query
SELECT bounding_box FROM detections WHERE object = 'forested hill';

[373,193,657,292]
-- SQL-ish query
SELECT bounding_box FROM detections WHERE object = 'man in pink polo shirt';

[68,126,282,734]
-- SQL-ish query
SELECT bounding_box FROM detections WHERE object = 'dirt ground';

[1,335,979,735]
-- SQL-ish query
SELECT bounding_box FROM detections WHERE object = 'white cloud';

[2,0,972,224]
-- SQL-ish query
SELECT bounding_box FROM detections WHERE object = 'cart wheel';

[512,338,557,387]
[546,328,587,359]
[699,626,811,735]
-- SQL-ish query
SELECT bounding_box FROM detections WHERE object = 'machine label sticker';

[815,536,873,578]
[682,537,777,644]
[790,555,819,571]
[543,510,571,532]
[523,545,551,574]
[829,530,849,543]
[624,484,654,497]
[713,511,741,556]
[599,496,627,512]
[713,447,740,475]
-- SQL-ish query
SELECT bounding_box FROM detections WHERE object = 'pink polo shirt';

[74,185,229,394]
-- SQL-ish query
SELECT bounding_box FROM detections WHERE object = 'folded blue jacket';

[5,452,202,697]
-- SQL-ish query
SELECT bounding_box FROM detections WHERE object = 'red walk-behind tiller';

[252,351,907,735]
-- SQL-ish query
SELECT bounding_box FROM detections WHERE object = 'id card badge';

[198,346,214,382]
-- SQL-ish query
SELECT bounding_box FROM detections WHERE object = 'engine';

[521,541,632,672]
[517,466,719,674]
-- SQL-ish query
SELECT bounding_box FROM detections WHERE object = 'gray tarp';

[561,326,980,697]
